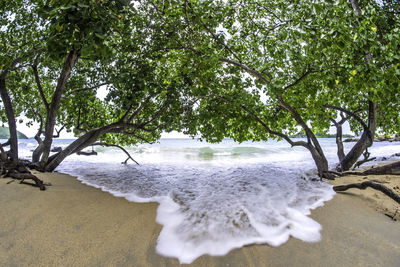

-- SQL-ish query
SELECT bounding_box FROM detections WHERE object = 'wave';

[57,159,334,264]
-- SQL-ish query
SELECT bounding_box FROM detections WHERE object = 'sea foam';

[58,159,334,264]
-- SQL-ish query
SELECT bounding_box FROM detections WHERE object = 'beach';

[0,171,399,266]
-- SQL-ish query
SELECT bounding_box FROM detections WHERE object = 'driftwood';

[333,181,400,205]
[77,150,98,156]
[51,146,62,153]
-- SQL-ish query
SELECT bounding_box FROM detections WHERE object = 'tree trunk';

[44,127,107,172]
[277,96,331,178]
[32,122,45,163]
[0,142,8,162]
[339,101,376,171]
[39,50,79,169]
[0,78,18,160]
[335,123,345,162]
[32,132,44,163]
[308,146,333,179]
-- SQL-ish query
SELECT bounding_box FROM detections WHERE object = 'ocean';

[13,138,400,263]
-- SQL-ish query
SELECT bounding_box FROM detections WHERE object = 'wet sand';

[0,171,399,266]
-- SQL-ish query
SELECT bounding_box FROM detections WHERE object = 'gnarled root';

[2,160,49,190]
[328,161,400,178]
[333,181,400,205]
[6,171,47,190]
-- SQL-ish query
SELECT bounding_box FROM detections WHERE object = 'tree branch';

[32,113,44,163]
[0,49,43,79]
[92,142,139,165]
[219,58,271,84]
[66,82,110,96]
[139,103,169,127]
[254,2,283,22]
[277,95,323,154]
[110,128,153,144]
[208,94,309,148]
[75,105,89,133]
[1,139,11,147]
[127,91,161,122]
[350,0,362,16]
[31,54,49,111]
[284,69,319,90]
[53,126,65,138]
[324,104,368,131]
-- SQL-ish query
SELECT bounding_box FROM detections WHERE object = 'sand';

[0,171,399,267]
[330,171,400,221]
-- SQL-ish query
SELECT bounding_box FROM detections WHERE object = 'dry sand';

[0,171,399,267]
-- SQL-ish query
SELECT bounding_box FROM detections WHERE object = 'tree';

[1,0,399,188]
[150,0,400,176]
[0,0,41,161]
[322,0,400,171]
[1,0,198,181]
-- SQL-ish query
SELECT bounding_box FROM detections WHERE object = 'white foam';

[58,160,334,264]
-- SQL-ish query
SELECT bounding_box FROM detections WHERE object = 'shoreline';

[0,171,399,266]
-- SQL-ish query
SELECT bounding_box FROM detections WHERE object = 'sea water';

[14,138,400,263]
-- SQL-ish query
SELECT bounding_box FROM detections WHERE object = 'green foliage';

[36,0,130,59]
[159,0,400,143]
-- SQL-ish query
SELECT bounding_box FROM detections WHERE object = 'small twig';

[52,125,65,138]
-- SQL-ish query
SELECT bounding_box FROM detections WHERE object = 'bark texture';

[339,101,376,171]
[363,161,400,175]
[40,50,79,169]
[0,77,18,160]
[44,123,119,171]
[277,96,330,178]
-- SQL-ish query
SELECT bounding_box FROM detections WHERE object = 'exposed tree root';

[1,159,49,190]
[333,181,400,205]
[363,161,400,175]
[328,161,400,178]
[321,171,335,180]
[5,171,48,190]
